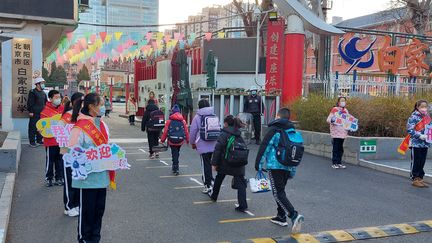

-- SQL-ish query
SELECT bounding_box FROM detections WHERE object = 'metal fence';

[303,74,432,98]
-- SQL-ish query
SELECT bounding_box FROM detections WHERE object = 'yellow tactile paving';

[392,224,420,234]
[326,230,356,241]
[291,233,320,243]
[356,227,388,238]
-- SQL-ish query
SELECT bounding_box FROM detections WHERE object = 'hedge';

[291,94,432,137]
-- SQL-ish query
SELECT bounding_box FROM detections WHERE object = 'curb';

[225,220,432,243]
[359,159,432,184]
[0,173,15,243]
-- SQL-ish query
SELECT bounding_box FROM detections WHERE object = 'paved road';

[7,114,432,243]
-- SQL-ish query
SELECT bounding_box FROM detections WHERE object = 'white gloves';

[420,135,427,141]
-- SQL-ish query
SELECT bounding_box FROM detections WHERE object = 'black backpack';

[147,110,165,131]
[168,120,186,144]
[275,128,304,167]
[224,135,249,167]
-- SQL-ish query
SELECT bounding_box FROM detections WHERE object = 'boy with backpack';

[255,108,305,233]
[190,99,221,194]
[142,99,165,159]
[210,115,249,212]
[160,105,189,175]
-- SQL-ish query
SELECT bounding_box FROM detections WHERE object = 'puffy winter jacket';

[326,107,349,139]
[160,112,190,146]
[407,110,431,148]
[255,118,297,173]
[141,103,160,132]
[211,126,246,176]
[189,107,218,154]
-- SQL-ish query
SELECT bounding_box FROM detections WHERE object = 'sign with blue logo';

[338,37,376,74]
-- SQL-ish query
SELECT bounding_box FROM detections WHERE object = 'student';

[59,92,84,217]
[326,97,349,169]
[69,93,110,243]
[141,99,162,159]
[190,99,219,194]
[41,90,64,187]
[407,100,430,188]
[127,95,137,126]
[210,115,248,212]
[255,108,304,233]
[104,96,112,118]
[160,105,189,175]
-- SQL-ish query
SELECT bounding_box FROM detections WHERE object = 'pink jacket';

[326,107,349,139]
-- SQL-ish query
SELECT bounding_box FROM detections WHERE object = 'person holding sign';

[69,93,112,243]
[59,92,84,217]
[326,97,349,169]
[41,90,64,187]
[406,100,431,188]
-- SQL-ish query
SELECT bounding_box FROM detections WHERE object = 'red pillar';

[109,84,113,104]
[282,16,305,105]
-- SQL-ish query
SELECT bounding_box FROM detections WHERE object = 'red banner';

[265,18,285,92]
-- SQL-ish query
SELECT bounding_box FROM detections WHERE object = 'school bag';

[147,110,165,131]
[199,115,221,141]
[275,128,304,167]
[224,134,249,167]
[168,120,186,144]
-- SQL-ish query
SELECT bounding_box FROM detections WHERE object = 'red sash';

[41,105,59,118]
[398,116,432,155]
[75,119,116,189]
[61,112,73,124]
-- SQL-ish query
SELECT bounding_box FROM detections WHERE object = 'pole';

[125,72,130,114]
[255,17,260,85]
[96,79,100,94]
[85,81,89,94]
[109,77,113,104]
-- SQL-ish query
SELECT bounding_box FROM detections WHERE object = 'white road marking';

[146,165,187,169]
[235,203,255,216]
[139,149,148,154]
[194,199,251,205]
[159,160,169,165]
[160,174,201,178]
[136,158,172,161]
[189,178,204,186]
[174,186,203,190]
[110,138,148,143]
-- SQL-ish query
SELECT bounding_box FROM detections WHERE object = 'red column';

[197,48,202,74]
[109,84,113,104]
[282,16,305,105]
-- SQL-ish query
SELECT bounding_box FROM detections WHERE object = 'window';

[311,58,316,66]
[337,55,342,65]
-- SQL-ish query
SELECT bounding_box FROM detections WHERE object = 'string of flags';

[47,30,227,66]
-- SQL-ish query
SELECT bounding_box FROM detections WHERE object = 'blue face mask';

[40,83,45,89]
[251,91,257,96]
[98,106,106,117]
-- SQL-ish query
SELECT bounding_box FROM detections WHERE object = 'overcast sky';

[159,0,390,30]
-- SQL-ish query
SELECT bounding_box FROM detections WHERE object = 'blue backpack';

[168,120,186,144]
[276,128,304,167]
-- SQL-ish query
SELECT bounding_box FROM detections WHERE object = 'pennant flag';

[79,38,87,49]
[114,32,123,41]
[90,34,97,44]
[218,32,225,38]
[106,34,113,43]
[99,32,107,42]
[174,33,181,41]
[190,32,197,40]
[130,32,141,41]
[205,32,212,41]
[146,32,153,41]
[156,32,164,41]
[66,32,73,41]
[179,40,185,49]
[84,32,92,41]
[164,35,171,43]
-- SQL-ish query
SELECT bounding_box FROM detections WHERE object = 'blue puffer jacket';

[407,110,431,148]
[255,118,297,174]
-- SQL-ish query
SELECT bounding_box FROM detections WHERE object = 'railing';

[303,75,432,98]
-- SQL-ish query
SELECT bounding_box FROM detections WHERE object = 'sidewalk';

[0,172,15,243]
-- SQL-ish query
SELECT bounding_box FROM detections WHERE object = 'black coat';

[211,127,246,176]
[27,89,47,114]
[141,103,159,132]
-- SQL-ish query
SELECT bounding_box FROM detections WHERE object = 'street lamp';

[109,76,114,104]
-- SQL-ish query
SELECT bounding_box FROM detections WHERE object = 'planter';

[0,131,21,173]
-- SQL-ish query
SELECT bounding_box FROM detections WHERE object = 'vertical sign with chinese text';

[12,38,32,118]
[265,18,284,92]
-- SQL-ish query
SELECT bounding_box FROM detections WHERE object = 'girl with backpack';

[406,100,430,188]
[160,105,189,175]
[141,99,163,159]
[326,97,349,169]
[210,115,248,212]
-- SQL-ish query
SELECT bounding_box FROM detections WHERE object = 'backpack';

[147,110,165,131]
[275,128,304,167]
[224,135,249,167]
[199,115,221,141]
[168,120,186,144]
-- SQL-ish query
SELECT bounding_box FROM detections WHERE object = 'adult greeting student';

[69,93,113,243]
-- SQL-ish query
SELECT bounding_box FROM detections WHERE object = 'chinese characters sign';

[265,18,284,92]
[63,144,131,180]
[36,114,61,138]
[51,124,74,147]
[12,38,32,118]
[334,111,359,132]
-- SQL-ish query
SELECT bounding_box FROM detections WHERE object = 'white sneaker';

[64,208,79,217]
[331,164,339,169]
[339,164,347,169]
[202,186,212,194]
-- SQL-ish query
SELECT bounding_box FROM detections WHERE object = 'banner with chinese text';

[265,18,284,92]
[12,38,32,118]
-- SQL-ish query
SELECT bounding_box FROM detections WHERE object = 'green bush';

[290,94,427,137]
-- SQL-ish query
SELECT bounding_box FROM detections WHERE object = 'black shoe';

[172,170,179,176]
[29,143,37,148]
[235,206,248,213]
[270,216,288,227]
[46,179,53,187]
[36,141,44,146]
[54,179,64,186]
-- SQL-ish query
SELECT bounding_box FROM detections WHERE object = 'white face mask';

[339,102,346,108]
[52,98,61,106]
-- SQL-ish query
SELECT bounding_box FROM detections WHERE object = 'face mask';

[339,102,346,108]
[98,106,106,117]
[40,83,45,89]
[251,91,257,96]
[52,98,61,106]
[419,108,428,115]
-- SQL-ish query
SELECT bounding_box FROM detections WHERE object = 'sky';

[159,0,390,31]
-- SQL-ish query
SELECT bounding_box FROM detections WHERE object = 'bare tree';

[389,0,432,35]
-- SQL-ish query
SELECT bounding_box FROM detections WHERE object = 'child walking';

[255,108,304,233]
[407,100,430,188]
[326,97,349,169]
[210,115,248,212]
[160,105,189,175]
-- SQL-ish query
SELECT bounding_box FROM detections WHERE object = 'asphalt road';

[7,113,432,243]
